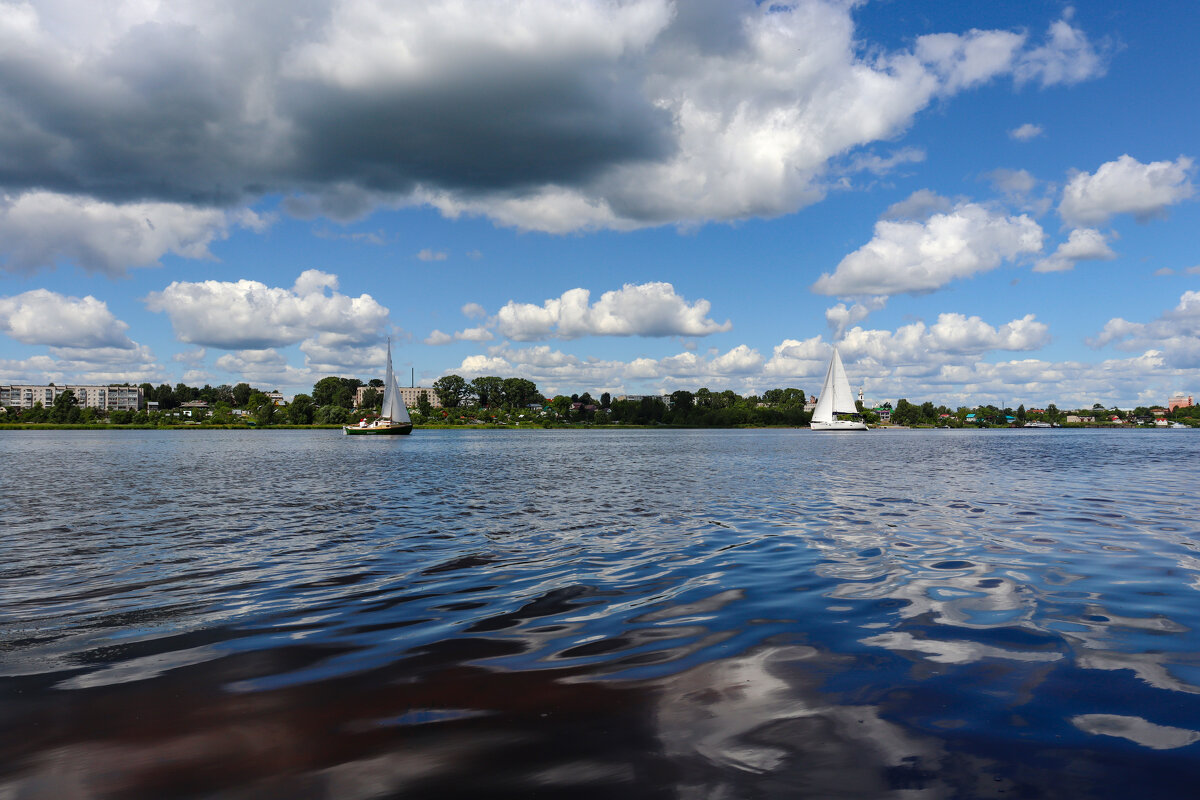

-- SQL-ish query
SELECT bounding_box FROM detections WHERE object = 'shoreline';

[0,422,1191,432]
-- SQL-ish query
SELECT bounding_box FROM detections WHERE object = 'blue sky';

[1,0,1198,408]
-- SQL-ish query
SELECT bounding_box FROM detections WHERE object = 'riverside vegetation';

[2,374,1195,429]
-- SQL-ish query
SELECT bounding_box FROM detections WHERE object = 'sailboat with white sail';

[343,339,413,435]
[810,347,868,431]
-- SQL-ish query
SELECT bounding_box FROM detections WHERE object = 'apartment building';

[0,384,144,411]
[354,385,442,409]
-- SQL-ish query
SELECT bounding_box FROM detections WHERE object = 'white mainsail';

[379,340,411,424]
[810,347,858,424]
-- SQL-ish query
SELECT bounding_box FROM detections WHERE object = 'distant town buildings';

[354,385,442,409]
[0,384,143,411]
[1169,395,1193,412]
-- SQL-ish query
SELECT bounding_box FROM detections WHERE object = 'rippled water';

[3,428,1200,798]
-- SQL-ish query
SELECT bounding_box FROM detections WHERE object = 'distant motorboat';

[1171,421,1189,429]
[810,348,868,431]
[344,339,413,436]
[1023,421,1052,428]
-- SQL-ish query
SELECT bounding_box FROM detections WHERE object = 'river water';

[3,428,1200,798]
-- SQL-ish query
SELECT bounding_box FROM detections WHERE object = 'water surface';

[3,428,1200,798]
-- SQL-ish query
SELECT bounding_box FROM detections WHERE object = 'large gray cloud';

[0,0,1109,264]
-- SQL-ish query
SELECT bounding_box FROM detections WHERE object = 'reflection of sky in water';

[5,429,1200,796]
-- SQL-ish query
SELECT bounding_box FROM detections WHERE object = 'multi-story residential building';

[1169,395,1194,412]
[354,385,442,409]
[0,384,143,411]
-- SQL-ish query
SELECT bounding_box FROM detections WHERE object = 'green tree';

[600,392,611,409]
[670,390,695,414]
[637,396,667,424]
[232,383,253,408]
[210,402,234,424]
[502,378,540,409]
[360,387,381,409]
[254,400,277,426]
[312,377,347,407]
[154,383,178,410]
[549,395,572,417]
[209,384,235,406]
[315,404,350,425]
[288,394,315,424]
[51,389,81,423]
[433,374,470,408]
[416,391,433,417]
[471,376,504,407]
[892,398,918,426]
[499,379,537,410]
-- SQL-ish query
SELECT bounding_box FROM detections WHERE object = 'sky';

[1,0,1198,409]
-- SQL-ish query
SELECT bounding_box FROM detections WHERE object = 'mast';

[811,351,838,423]
[380,338,396,422]
[829,349,857,414]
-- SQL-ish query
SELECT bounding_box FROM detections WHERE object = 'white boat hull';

[811,419,868,431]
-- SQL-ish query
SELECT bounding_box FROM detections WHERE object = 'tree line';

[7,373,1193,429]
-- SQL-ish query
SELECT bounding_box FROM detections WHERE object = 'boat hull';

[810,419,869,431]
[343,423,413,436]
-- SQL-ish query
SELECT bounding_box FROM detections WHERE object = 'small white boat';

[810,347,867,431]
[1171,421,1189,429]
[344,339,413,436]
[1023,421,1052,428]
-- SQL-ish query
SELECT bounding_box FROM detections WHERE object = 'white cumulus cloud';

[1059,155,1195,226]
[0,192,266,277]
[826,297,888,339]
[145,269,389,350]
[811,203,1044,296]
[1009,123,1044,141]
[423,326,494,345]
[0,2,1109,242]
[495,282,731,341]
[404,8,1107,232]
[0,289,135,348]
[839,313,1049,365]
[1013,17,1108,87]
[1034,228,1117,272]
[1089,290,1200,368]
[214,348,312,388]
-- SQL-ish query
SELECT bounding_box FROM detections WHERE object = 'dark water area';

[3,428,1200,799]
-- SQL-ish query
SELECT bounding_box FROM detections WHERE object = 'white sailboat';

[810,347,868,431]
[344,339,413,435]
